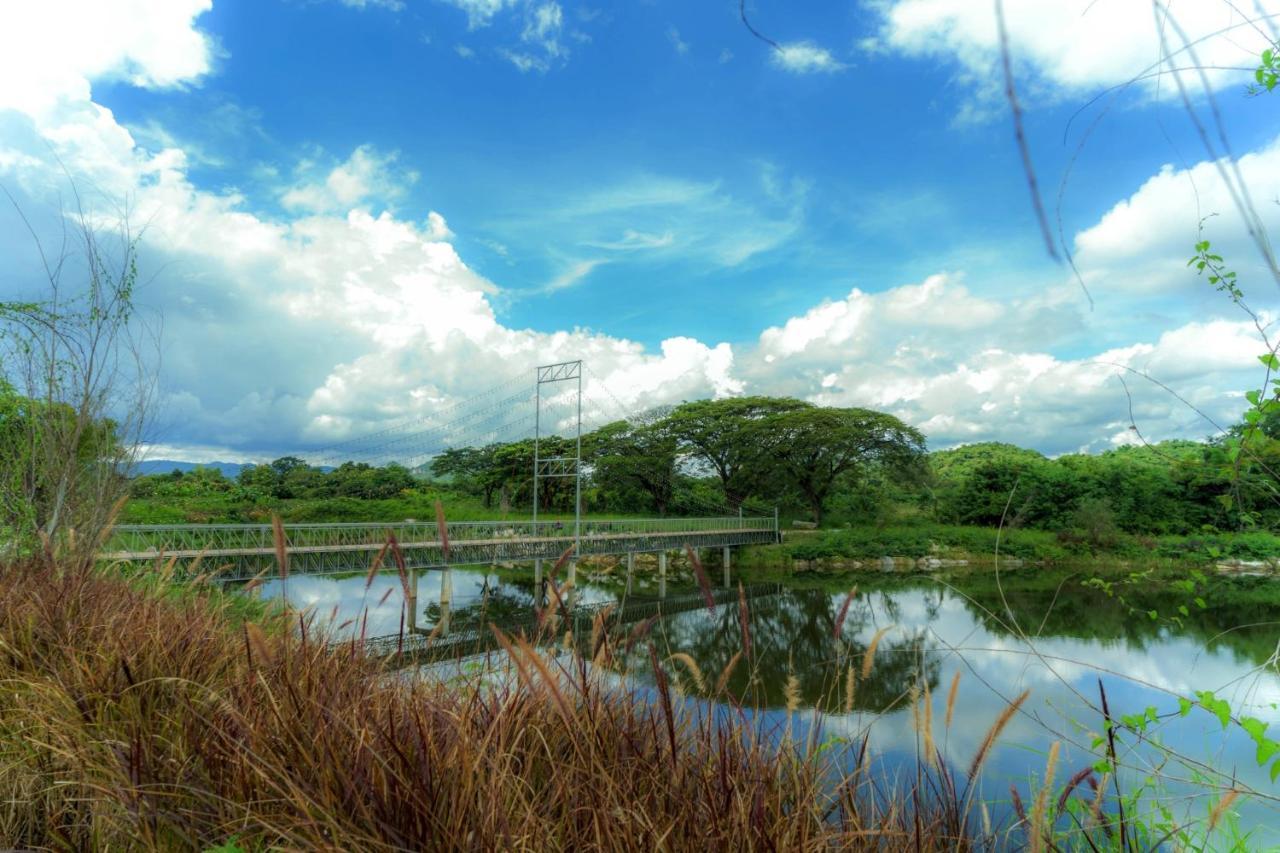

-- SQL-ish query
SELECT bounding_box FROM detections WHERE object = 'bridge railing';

[102,516,777,557]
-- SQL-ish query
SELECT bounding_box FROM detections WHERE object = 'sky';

[1,0,1279,463]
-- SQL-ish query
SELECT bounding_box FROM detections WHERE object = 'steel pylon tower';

[532,360,583,559]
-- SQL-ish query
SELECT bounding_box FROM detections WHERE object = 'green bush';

[1153,531,1280,561]
[786,524,1071,563]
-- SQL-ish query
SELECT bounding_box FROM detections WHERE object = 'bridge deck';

[100,517,779,580]
[102,527,770,561]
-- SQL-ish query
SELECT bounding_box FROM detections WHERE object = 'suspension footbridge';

[101,516,780,581]
[107,359,783,581]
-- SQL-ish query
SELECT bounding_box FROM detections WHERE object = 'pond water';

[259,563,1280,845]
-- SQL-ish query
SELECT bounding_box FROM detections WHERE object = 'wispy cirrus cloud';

[441,0,517,29]
[489,169,809,293]
[334,0,405,10]
[667,26,689,56]
[439,0,576,72]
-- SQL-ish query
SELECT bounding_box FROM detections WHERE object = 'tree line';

[433,397,926,524]
[124,395,1276,535]
[131,398,926,525]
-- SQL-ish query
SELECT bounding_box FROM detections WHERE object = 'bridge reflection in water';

[369,582,786,665]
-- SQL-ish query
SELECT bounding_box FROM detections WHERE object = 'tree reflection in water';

[618,589,941,712]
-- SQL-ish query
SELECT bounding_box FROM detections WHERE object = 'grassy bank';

[1,557,994,851]
[750,524,1280,569]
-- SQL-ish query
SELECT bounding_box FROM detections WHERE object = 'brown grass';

[861,625,893,680]
[684,544,716,612]
[945,671,961,730]
[0,558,987,851]
[967,689,1031,782]
[1208,789,1240,833]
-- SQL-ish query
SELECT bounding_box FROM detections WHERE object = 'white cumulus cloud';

[1071,137,1280,297]
[0,0,1268,462]
[0,0,215,117]
[771,42,844,74]
[281,146,421,214]
[873,0,1280,99]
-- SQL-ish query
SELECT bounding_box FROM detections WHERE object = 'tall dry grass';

[0,557,1001,851]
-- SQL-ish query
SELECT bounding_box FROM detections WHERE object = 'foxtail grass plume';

[945,671,961,730]
[667,652,706,693]
[1029,740,1060,852]
[685,544,716,612]
[833,586,858,640]
[716,650,743,695]
[862,625,893,680]
[968,689,1030,781]
[366,537,391,589]
[271,514,289,580]
[1208,789,1240,833]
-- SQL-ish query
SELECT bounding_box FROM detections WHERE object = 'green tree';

[431,445,502,507]
[237,462,280,496]
[757,407,925,525]
[666,396,811,510]
[0,201,154,560]
[930,442,1055,527]
[585,409,679,515]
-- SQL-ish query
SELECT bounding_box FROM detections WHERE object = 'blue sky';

[1,0,1279,461]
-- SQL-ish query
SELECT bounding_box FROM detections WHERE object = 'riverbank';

[734,524,1280,574]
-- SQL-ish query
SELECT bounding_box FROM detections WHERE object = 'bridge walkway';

[100,517,780,580]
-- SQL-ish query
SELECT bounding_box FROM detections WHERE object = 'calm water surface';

[261,564,1280,844]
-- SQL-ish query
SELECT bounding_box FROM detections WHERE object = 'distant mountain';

[133,459,247,478]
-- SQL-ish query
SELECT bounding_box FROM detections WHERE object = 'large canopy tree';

[431,444,504,507]
[666,396,812,510]
[757,407,926,525]
[585,409,678,515]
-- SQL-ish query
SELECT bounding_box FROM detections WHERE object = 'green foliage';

[1179,691,1280,783]
[0,382,126,548]
[1058,496,1121,552]
[929,439,1245,535]
[786,523,1071,562]
[1251,44,1279,94]
[759,406,925,525]
[1185,237,1280,529]
[664,396,811,508]
[585,412,680,515]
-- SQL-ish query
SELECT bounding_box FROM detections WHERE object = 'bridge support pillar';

[568,558,577,588]
[406,569,419,633]
[625,552,634,595]
[534,558,543,600]
[438,568,453,637]
[658,551,667,599]
[723,546,731,588]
